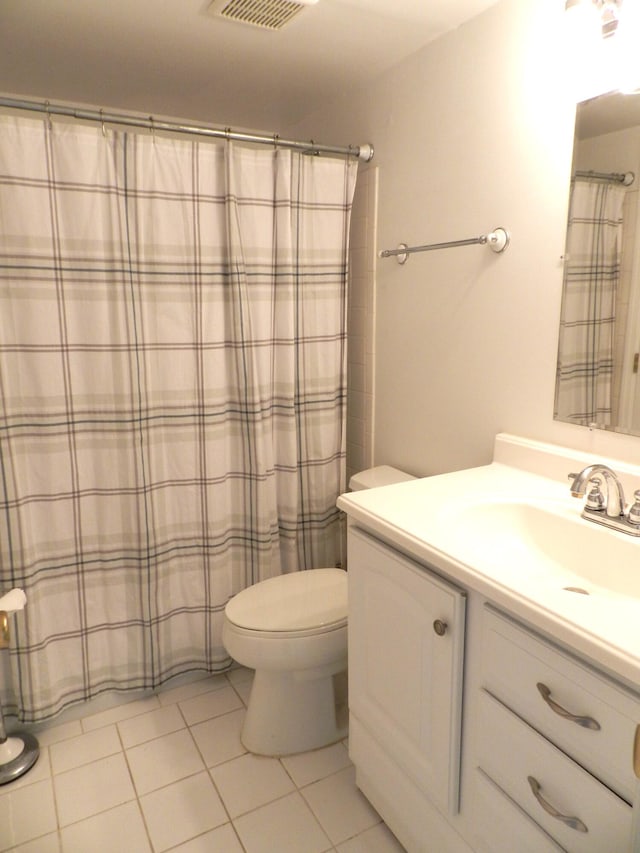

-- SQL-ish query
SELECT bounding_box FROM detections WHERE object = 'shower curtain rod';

[0,96,375,162]
[574,169,634,186]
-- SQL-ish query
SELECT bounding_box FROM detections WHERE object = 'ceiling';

[0,0,498,134]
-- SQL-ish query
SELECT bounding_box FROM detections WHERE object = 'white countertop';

[338,435,640,690]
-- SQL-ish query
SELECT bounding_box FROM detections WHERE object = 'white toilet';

[222,465,414,756]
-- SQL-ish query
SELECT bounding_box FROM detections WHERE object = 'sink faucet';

[569,465,626,518]
[569,464,640,536]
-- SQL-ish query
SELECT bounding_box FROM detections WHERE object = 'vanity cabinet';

[468,606,637,852]
[346,525,640,852]
[347,527,466,846]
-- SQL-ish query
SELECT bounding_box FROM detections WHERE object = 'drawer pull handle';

[527,776,588,833]
[634,724,640,779]
[536,683,601,731]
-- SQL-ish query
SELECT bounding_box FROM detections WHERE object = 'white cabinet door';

[348,527,466,815]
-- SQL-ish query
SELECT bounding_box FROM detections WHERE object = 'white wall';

[290,0,640,476]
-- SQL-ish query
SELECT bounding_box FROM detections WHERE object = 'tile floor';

[0,668,406,853]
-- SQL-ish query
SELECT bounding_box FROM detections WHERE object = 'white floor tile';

[336,822,407,852]
[139,771,227,852]
[178,684,243,725]
[210,752,296,818]
[233,791,333,853]
[301,766,381,845]
[281,742,352,787]
[33,719,83,747]
[157,673,228,707]
[231,678,252,705]
[126,728,204,795]
[81,695,161,733]
[54,753,136,826]
[190,708,246,767]
[169,823,244,852]
[118,703,185,748]
[226,666,254,686]
[59,800,151,853]
[8,831,62,853]
[0,778,57,850]
[49,724,121,774]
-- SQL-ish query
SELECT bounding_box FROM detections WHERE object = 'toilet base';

[242,667,348,756]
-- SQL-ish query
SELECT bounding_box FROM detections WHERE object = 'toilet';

[222,465,415,756]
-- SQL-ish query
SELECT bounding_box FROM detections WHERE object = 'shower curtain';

[0,115,357,722]
[555,179,626,425]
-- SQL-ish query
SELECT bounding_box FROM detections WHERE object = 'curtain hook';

[273,133,279,150]
[100,109,106,137]
[149,115,155,142]
[44,100,52,131]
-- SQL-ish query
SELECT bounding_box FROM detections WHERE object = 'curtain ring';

[273,133,279,150]
[44,100,52,131]
[100,109,106,137]
[149,115,155,141]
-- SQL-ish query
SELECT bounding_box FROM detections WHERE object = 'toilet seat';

[225,568,347,636]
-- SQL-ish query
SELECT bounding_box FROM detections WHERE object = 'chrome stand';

[0,610,39,785]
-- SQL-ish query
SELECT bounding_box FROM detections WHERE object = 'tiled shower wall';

[346,164,378,485]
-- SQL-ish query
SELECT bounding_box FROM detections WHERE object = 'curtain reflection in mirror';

[555,179,625,425]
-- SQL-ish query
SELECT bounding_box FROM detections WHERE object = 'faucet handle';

[585,477,605,511]
[628,490,640,526]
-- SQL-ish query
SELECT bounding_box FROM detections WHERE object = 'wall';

[289,0,640,476]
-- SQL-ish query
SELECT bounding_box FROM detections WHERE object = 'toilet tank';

[349,465,415,491]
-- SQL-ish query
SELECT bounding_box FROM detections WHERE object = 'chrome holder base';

[581,509,640,536]
[0,732,40,785]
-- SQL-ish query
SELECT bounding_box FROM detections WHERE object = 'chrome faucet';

[569,464,640,536]
[569,465,626,517]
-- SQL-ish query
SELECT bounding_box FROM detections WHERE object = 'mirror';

[555,90,640,436]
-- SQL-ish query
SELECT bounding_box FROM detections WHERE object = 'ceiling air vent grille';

[208,0,313,31]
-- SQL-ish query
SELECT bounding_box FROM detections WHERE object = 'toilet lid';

[225,569,347,633]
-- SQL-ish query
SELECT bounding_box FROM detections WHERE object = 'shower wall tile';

[347,164,378,485]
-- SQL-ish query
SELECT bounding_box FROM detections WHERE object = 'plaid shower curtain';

[555,179,625,426]
[0,115,356,722]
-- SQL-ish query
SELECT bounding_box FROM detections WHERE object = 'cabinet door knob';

[433,619,448,636]
[527,776,588,833]
[536,683,601,730]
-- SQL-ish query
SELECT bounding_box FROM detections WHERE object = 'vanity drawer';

[468,768,564,853]
[482,606,639,802]
[478,688,632,852]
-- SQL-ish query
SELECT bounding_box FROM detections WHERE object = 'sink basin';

[443,500,640,600]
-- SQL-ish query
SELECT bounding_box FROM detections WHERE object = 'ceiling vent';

[208,0,318,31]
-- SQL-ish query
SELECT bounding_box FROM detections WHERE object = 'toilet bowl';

[222,465,415,756]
